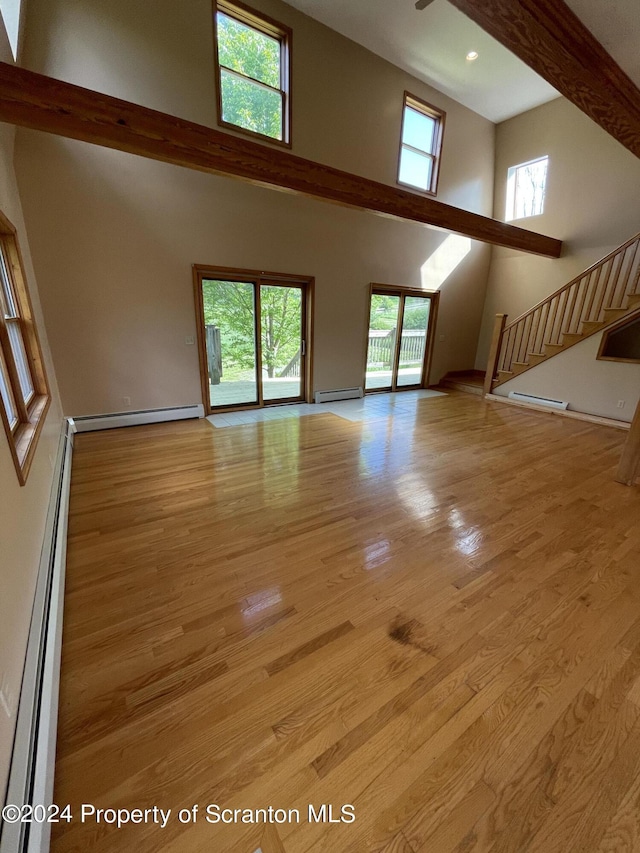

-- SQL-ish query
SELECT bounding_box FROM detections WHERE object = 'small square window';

[397,93,445,196]
[213,0,291,146]
[505,156,549,221]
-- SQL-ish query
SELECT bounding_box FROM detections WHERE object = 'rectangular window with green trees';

[213,0,291,146]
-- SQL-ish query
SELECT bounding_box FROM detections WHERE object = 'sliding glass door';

[195,268,311,413]
[202,279,259,408]
[397,295,431,387]
[365,287,436,393]
[364,293,401,392]
[261,283,303,403]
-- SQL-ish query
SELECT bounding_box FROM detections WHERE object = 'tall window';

[0,210,50,484]
[213,0,291,146]
[505,156,549,221]
[397,93,445,196]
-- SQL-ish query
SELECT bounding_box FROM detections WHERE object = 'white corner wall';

[0,3,64,807]
[476,98,640,373]
[0,121,62,841]
[475,97,640,421]
[0,119,63,804]
[493,331,640,423]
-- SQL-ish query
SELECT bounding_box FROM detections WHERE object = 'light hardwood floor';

[52,392,640,853]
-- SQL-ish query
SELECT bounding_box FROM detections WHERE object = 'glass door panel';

[260,283,304,402]
[397,296,430,388]
[365,293,401,391]
[202,279,259,408]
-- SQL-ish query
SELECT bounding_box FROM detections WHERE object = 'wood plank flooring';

[52,392,640,852]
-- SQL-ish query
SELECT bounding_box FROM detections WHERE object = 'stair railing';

[486,231,640,390]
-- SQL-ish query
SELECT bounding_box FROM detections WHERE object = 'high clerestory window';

[505,156,549,221]
[397,92,446,196]
[213,0,292,146]
[0,209,50,484]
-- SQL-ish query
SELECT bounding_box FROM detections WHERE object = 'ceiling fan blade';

[415,0,435,8]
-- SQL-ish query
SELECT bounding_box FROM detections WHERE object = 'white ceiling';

[285,0,640,124]
[564,0,640,89]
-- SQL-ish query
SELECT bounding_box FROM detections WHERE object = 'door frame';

[193,264,314,415]
[363,283,439,394]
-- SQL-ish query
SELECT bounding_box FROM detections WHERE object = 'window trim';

[212,0,292,148]
[505,155,549,222]
[0,209,50,485]
[397,92,446,197]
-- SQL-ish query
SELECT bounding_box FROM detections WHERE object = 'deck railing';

[367,329,426,368]
[486,232,640,391]
[279,350,301,378]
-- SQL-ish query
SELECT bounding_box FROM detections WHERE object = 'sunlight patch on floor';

[206,389,446,428]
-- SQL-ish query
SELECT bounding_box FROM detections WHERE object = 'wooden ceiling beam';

[447,0,640,158]
[0,62,561,257]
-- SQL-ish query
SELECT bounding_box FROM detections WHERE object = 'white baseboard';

[71,404,204,432]
[486,393,631,430]
[1,420,74,853]
[508,391,569,410]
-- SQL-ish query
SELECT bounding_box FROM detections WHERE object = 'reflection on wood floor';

[53,391,640,853]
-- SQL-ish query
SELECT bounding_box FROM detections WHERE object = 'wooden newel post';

[616,399,640,486]
[484,313,508,396]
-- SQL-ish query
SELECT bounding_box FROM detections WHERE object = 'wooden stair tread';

[526,354,547,366]
[581,321,604,334]
[440,381,484,396]
[488,239,640,385]
[439,370,485,397]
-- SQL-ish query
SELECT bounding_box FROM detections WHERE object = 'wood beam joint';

[447,0,640,159]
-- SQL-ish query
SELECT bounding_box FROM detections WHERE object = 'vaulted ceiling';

[285,0,639,125]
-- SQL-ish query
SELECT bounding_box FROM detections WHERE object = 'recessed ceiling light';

[466,51,479,61]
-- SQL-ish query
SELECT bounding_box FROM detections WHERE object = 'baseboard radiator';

[315,387,363,404]
[0,420,74,853]
[508,391,569,411]
[71,403,204,432]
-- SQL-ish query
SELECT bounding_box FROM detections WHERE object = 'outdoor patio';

[210,376,302,407]
[365,366,423,389]
[209,368,424,407]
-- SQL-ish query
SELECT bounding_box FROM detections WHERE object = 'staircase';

[486,232,640,391]
[439,370,485,395]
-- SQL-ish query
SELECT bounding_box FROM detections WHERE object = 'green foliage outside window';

[369,295,429,330]
[203,280,301,380]
[217,13,283,140]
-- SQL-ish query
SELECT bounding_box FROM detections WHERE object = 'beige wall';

[494,331,640,424]
[476,98,640,371]
[0,40,63,805]
[22,0,495,207]
[17,0,495,416]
